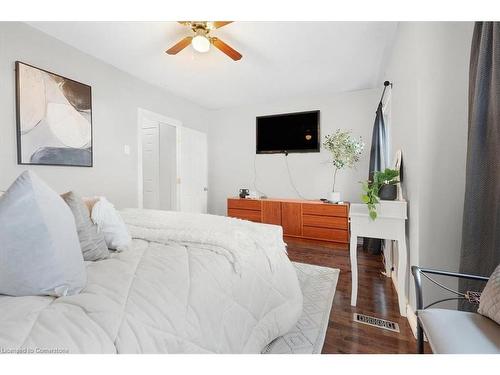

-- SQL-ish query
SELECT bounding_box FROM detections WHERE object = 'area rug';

[262,262,340,354]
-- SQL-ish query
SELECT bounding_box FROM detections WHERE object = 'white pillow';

[91,197,131,251]
[478,263,500,325]
[0,171,86,297]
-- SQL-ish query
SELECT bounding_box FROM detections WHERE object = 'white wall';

[416,22,471,277]
[0,22,209,208]
[207,89,381,215]
[385,22,473,313]
[385,22,423,314]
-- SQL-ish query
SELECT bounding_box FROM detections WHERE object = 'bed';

[0,209,303,354]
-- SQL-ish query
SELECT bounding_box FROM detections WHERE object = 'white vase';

[328,191,341,203]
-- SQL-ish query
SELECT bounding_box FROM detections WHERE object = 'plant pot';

[379,184,397,200]
[328,191,341,203]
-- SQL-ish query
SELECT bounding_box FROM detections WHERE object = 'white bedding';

[0,209,303,353]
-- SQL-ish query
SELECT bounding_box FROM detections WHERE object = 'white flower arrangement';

[323,129,365,192]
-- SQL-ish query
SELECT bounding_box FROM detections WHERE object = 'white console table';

[349,201,408,316]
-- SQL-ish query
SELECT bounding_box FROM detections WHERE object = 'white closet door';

[178,127,208,213]
[142,126,160,209]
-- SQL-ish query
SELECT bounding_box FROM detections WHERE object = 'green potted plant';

[323,129,364,203]
[361,168,400,220]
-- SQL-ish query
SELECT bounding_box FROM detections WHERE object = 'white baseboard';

[382,244,421,340]
[391,269,398,291]
[406,304,418,339]
[406,304,427,341]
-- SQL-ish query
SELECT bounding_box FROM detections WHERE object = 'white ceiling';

[28,22,398,110]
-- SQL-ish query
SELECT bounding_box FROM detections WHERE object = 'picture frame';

[15,61,93,167]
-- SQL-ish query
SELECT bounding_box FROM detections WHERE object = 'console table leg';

[397,236,408,316]
[383,240,392,277]
[350,235,358,307]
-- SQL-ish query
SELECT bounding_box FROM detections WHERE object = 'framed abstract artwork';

[15,61,93,167]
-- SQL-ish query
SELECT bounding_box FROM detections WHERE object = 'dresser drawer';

[262,200,282,225]
[227,199,262,210]
[303,226,348,242]
[303,214,348,230]
[302,203,348,217]
[281,202,302,236]
[228,208,262,223]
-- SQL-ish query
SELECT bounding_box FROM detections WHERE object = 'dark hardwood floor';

[286,237,424,354]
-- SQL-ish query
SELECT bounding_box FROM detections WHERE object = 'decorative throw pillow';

[0,171,86,297]
[61,191,110,261]
[82,196,99,215]
[478,263,500,325]
[91,197,132,251]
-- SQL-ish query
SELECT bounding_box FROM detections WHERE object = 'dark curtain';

[459,22,500,310]
[369,102,388,179]
[363,101,388,254]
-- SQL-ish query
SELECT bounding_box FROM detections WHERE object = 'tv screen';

[256,110,320,154]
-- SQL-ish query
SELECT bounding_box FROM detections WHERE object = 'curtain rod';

[380,80,392,104]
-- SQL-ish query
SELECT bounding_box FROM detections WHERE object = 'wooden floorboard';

[286,237,425,354]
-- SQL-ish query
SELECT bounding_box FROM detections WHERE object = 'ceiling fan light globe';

[191,35,210,53]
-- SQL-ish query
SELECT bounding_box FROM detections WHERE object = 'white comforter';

[0,209,302,353]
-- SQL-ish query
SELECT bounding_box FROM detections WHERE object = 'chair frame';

[411,265,489,353]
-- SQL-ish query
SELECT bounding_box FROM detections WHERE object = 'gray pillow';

[0,171,86,297]
[61,191,110,261]
[478,264,500,325]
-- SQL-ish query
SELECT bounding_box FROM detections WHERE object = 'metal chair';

[411,266,490,353]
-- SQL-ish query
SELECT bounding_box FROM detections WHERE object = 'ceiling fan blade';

[211,38,242,61]
[211,21,233,29]
[165,36,193,55]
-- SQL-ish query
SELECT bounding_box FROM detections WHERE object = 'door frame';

[137,108,182,209]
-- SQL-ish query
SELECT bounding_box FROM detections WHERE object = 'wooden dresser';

[227,198,349,244]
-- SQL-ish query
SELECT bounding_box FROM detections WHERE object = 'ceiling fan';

[166,21,242,61]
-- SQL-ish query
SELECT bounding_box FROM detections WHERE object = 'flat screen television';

[256,110,320,154]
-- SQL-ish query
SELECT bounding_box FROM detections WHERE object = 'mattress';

[0,209,303,353]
